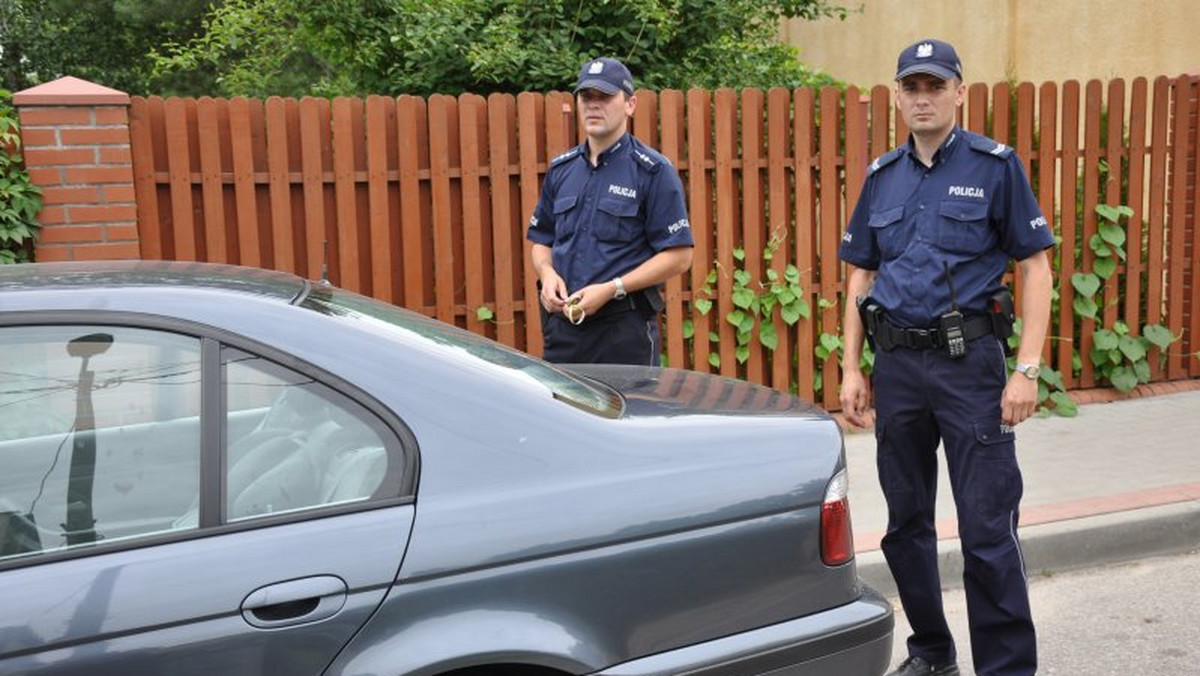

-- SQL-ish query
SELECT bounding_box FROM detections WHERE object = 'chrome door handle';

[240,575,347,629]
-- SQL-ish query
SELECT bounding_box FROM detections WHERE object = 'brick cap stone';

[13,76,130,106]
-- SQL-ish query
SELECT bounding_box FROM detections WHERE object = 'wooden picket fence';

[127,77,1200,410]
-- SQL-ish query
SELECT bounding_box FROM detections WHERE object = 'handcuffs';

[564,297,586,325]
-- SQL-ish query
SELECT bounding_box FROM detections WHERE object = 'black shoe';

[885,655,960,676]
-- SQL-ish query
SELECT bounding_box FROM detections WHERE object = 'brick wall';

[13,77,141,261]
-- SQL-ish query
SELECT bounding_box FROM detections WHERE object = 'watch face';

[1019,364,1040,379]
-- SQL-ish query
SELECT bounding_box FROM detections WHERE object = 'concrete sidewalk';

[844,385,1200,598]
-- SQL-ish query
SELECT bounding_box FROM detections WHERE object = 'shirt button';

[919,203,925,210]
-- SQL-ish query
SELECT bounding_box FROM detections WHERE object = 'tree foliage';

[150,0,848,97]
[1,0,215,95]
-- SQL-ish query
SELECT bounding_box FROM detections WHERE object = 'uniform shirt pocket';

[595,195,640,242]
[867,205,906,258]
[552,195,578,216]
[936,200,993,254]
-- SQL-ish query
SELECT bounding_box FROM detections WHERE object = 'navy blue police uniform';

[839,128,1055,675]
[527,132,693,364]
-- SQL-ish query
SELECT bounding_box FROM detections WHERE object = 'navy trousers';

[541,307,661,365]
[872,336,1036,676]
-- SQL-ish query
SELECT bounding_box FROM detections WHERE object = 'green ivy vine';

[684,235,812,370]
[1070,203,1177,393]
[683,236,870,398]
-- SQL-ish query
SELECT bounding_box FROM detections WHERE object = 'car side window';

[0,326,202,563]
[223,349,397,521]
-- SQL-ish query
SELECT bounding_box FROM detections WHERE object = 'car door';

[0,322,415,676]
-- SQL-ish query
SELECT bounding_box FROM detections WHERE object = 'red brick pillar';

[13,76,140,261]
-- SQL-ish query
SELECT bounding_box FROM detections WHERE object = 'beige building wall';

[782,0,1200,89]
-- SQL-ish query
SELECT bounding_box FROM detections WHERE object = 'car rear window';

[300,287,623,418]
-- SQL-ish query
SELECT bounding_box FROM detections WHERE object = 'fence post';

[13,76,139,262]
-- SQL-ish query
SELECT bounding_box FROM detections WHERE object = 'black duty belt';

[874,315,996,351]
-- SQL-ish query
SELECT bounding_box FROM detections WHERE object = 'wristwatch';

[612,276,627,300]
[1014,362,1041,380]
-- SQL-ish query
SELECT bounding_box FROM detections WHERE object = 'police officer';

[527,57,694,364]
[838,39,1054,676]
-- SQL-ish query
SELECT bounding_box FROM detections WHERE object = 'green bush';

[0,89,42,263]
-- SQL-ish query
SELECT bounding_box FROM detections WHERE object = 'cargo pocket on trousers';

[968,418,1021,521]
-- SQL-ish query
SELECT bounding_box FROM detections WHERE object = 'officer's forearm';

[530,243,555,279]
[614,246,693,293]
[841,266,875,372]
[1014,250,1053,365]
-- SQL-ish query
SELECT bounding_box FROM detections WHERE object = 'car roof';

[0,261,308,305]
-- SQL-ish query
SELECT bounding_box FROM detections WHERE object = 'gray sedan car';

[0,261,891,676]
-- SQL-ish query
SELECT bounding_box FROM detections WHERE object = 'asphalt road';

[885,549,1200,674]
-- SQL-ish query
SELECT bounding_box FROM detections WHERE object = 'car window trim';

[199,337,223,528]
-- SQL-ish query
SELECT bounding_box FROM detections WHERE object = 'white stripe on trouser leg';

[1010,509,1029,584]
[644,319,655,365]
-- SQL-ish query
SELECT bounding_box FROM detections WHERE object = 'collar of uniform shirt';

[904,129,960,167]
[584,132,632,167]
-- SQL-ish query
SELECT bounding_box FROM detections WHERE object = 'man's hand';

[1001,373,1039,426]
[840,368,874,428]
[563,281,617,320]
[538,272,570,314]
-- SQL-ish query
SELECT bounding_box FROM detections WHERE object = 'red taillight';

[821,469,854,566]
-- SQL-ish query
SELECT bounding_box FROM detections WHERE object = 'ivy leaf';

[682,319,694,340]
[733,269,752,287]
[708,353,721,368]
[760,293,777,314]
[726,310,745,329]
[1109,365,1138,392]
[1073,296,1098,320]
[736,345,750,363]
[759,323,778,351]
[1098,220,1126,247]
[795,299,812,321]
[1040,367,1064,389]
[695,298,712,315]
[475,305,494,321]
[1049,391,1078,417]
[1095,203,1134,222]
[708,331,719,343]
[1094,203,1121,223]
[1118,335,1146,362]
[1071,272,1101,298]
[733,247,746,262]
[819,332,841,353]
[732,287,755,309]
[1093,257,1117,280]
[1143,324,1174,349]
[1134,359,1152,383]
[784,265,800,284]
[781,302,802,325]
[766,268,779,282]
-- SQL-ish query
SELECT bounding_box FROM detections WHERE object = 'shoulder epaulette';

[631,148,663,174]
[967,135,1014,159]
[549,146,582,168]
[868,148,904,175]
